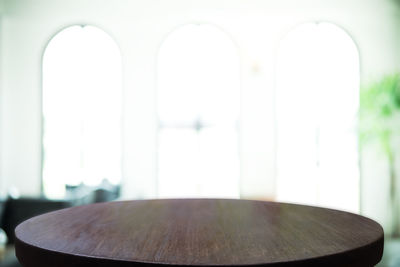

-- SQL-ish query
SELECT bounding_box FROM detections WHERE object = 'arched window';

[157,24,240,198]
[42,25,122,198]
[276,22,360,212]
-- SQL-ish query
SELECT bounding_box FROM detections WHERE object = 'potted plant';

[360,73,400,237]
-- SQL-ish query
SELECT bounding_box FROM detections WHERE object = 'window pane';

[157,24,240,198]
[197,127,240,197]
[158,128,199,197]
[42,25,122,198]
[276,22,360,212]
[158,24,240,125]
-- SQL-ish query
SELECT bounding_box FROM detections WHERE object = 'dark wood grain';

[15,199,383,267]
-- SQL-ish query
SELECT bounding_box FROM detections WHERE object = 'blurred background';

[0,0,399,266]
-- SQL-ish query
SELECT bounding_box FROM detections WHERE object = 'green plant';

[360,73,400,237]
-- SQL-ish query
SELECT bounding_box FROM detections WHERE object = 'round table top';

[15,199,383,267]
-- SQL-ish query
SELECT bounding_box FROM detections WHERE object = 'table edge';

[14,199,385,267]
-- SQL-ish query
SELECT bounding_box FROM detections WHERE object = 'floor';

[377,239,400,267]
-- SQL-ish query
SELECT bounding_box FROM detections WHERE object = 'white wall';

[0,2,3,197]
[0,0,399,230]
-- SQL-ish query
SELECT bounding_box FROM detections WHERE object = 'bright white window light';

[157,24,240,198]
[276,22,360,212]
[42,25,122,198]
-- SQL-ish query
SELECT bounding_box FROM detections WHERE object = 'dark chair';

[0,197,72,267]
[1,197,72,244]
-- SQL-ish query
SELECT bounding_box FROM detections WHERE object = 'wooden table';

[15,199,384,267]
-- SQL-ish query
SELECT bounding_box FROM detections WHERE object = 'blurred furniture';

[1,198,71,244]
[15,199,384,267]
[0,181,120,267]
[65,179,120,205]
[0,197,71,267]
